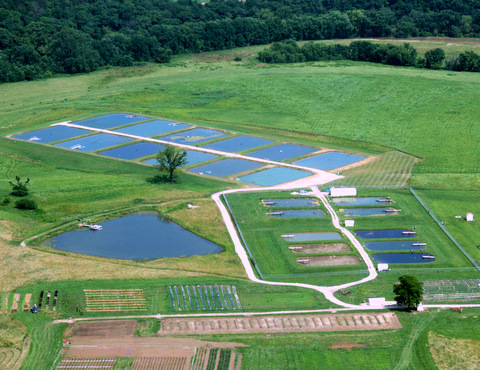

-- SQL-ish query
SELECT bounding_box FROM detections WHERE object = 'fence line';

[409,187,480,271]
[222,194,264,279]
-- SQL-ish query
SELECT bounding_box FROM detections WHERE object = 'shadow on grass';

[147,175,177,184]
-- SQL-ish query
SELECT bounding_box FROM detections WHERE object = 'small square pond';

[12,126,91,143]
[237,167,313,186]
[54,133,133,151]
[247,144,317,162]
[202,135,273,153]
[293,151,366,170]
[189,158,263,177]
[113,120,190,137]
[99,142,166,160]
[73,113,148,129]
[160,128,227,144]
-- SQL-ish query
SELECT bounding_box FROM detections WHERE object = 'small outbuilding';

[466,212,474,221]
[377,263,389,272]
[329,187,357,197]
[345,220,355,227]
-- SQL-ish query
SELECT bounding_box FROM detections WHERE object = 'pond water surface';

[113,120,190,137]
[373,253,435,264]
[355,229,416,239]
[293,151,365,170]
[12,126,91,143]
[268,210,325,218]
[54,133,133,151]
[160,128,226,144]
[331,197,393,206]
[189,158,263,177]
[99,142,165,159]
[41,213,223,260]
[74,114,148,129]
[237,167,312,186]
[143,150,219,166]
[203,135,273,153]
[282,232,342,242]
[341,208,395,216]
[247,144,317,161]
[262,198,320,207]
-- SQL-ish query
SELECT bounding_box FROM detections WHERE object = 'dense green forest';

[1,0,480,82]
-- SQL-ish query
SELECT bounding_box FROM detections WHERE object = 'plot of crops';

[57,357,116,369]
[131,356,190,370]
[168,285,242,312]
[423,279,480,301]
[84,289,147,312]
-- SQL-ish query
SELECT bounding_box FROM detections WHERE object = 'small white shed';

[368,297,386,307]
[377,263,389,272]
[345,220,355,227]
[329,187,357,197]
[466,212,474,221]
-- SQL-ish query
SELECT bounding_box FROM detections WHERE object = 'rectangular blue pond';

[332,197,393,206]
[202,135,273,153]
[268,210,325,217]
[73,113,148,129]
[247,144,317,161]
[355,229,417,239]
[293,151,366,170]
[143,150,219,166]
[262,198,320,207]
[40,213,222,260]
[54,133,133,151]
[12,126,91,143]
[160,128,227,144]
[99,142,166,160]
[373,253,435,264]
[237,167,313,187]
[282,232,342,242]
[189,158,263,177]
[341,208,396,216]
[113,120,190,137]
[364,241,426,251]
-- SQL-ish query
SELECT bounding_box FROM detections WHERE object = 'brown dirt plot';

[290,243,352,254]
[158,312,402,336]
[297,255,361,266]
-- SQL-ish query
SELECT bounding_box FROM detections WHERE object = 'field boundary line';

[409,187,480,271]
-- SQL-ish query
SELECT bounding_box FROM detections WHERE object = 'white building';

[345,220,354,227]
[466,212,474,221]
[329,187,357,197]
[377,263,389,272]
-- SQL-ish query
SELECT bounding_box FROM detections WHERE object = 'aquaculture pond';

[364,241,426,251]
[372,253,435,264]
[355,229,417,239]
[262,198,320,207]
[40,213,223,260]
[247,144,317,161]
[99,142,165,160]
[237,167,313,186]
[282,232,342,242]
[268,210,325,217]
[293,151,365,170]
[202,135,273,153]
[143,150,218,167]
[160,128,227,144]
[12,126,91,143]
[340,208,395,216]
[54,133,133,151]
[331,197,393,206]
[74,113,148,129]
[189,158,263,177]
[113,120,190,137]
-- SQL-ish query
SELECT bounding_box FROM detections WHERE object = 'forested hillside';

[1,0,479,82]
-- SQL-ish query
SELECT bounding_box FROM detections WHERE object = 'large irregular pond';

[40,212,223,260]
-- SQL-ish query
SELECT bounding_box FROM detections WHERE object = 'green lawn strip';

[414,189,480,261]
[17,313,65,370]
[113,357,134,369]
[12,277,332,318]
[333,270,480,305]
[135,318,160,337]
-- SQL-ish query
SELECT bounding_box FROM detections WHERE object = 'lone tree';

[9,176,30,196]
[393,274,423,309]
[156,147,187,182]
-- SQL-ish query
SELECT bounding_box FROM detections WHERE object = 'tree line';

[1,0,480,82]
[258,40,480,72]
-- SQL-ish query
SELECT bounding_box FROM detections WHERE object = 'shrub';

[234,56,242,61]
[15,198,37,210]
[2,197,11,205]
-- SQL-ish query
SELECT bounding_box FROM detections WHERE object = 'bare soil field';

[158,312,402,335]
[290,243,352,253]
[71,320,137,337]
[297,255,360,266]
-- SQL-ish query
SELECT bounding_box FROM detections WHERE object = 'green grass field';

[1,37,480,370]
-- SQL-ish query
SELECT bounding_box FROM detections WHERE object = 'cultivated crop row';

[168,284,242,312]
